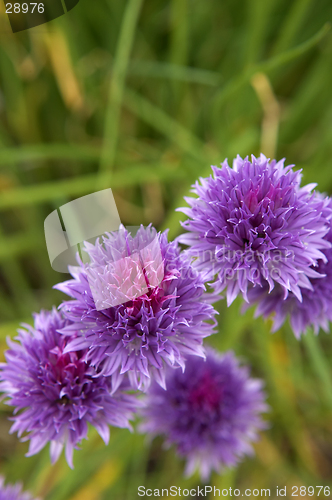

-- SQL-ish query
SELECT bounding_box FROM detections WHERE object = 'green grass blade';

[213,23,330,111]
[271,0,314,55]
[124,88,210,162]
[98,0,144,183]
[0,163,185,211]
[128,61,222,86]
[303,331,332,411]
[0,144,101,166]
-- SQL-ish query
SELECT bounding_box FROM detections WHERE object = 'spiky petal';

[56,225,217,392]
[178,154,332,306]
[247,208,332,338]
[0,309,138,468]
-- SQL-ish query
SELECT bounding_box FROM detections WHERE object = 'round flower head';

[0,477,36,500]
[0,309,138,468]
[178,154,332,306]
[140,348,268,480]
[56,225,217,392]
[247,207,332,338]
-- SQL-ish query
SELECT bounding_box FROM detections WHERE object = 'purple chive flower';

[55,225,217,392]
[0,477,36,500]
[178,154,332,306]
[140,348,268,480]
[0,309,138,468]
[247,205,332,338]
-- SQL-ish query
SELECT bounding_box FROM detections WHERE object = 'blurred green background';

[0,0,332,498]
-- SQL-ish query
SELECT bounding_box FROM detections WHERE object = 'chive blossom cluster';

[179,154,332,336]
[140,348,268,480]
[1,154,330,478]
